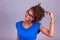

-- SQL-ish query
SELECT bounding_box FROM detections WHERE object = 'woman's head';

[25,3,45,23]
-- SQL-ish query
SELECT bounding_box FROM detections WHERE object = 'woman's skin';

[16,9,54,40]
[40,11,54,37]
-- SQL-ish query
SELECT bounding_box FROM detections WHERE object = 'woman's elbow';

[48,34,54,38]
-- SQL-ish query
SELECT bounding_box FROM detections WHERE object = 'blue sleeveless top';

[16,21,41,40]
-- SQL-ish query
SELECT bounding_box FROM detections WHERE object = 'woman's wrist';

[50,17,55,24]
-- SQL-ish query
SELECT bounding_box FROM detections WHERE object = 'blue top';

[16,21,41,40]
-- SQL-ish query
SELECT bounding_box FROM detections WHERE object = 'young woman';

[16,3,54,40]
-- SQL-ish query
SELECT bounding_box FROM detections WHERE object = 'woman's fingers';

[45,11,54,18]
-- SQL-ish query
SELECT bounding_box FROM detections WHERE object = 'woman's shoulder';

[35,22,41,25]
[16,20,23,25]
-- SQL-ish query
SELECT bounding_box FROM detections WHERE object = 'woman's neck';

[24,20,32,24]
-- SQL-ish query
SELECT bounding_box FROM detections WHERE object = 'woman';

[16,3,54,40]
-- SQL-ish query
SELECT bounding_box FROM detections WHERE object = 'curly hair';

[29,3,45,22]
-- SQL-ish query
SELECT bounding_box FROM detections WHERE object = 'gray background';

[0,0,60,40]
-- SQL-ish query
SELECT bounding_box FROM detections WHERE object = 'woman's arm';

[16,31,20,40]
[40,11,54,37]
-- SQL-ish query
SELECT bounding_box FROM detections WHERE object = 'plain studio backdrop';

[0,0,60,40]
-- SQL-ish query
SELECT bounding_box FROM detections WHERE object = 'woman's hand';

[45,11,54,18]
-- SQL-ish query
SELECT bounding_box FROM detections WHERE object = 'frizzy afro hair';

[29,3,45,22]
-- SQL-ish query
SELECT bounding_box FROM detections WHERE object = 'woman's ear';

[32,18,36,23]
